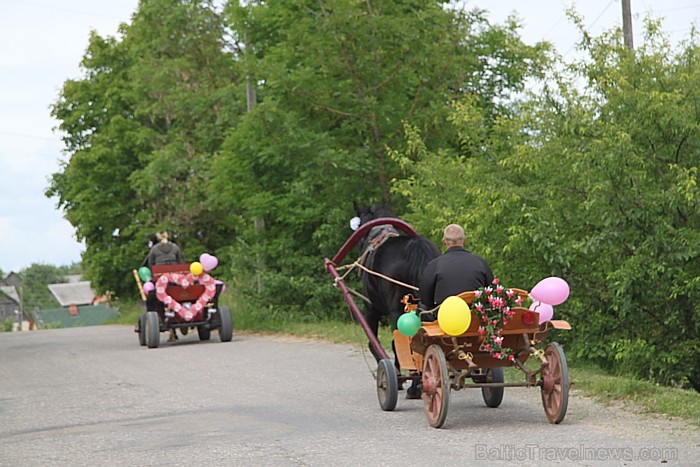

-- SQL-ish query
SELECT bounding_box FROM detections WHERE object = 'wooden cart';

[325,218,572,428]
[393,290,571,428]
[135,263,232,349]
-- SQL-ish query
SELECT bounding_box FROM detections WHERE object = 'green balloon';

[138,266,152,282]
[397,311,421,337]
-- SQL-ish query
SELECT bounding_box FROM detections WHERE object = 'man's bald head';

[442,224,465,247]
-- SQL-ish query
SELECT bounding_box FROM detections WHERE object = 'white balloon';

[349,216,361,231]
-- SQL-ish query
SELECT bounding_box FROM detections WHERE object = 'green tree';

[19,264,65,311]
[49,0,242,296]
[213,1,548,313]
[394,16,700,390]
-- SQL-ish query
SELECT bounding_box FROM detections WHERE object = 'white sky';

[0,0,698,274]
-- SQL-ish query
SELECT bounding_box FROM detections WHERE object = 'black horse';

[353,204,441,375]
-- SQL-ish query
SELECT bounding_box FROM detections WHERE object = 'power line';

[563,0,618,57]
[656,3,700,14]
[6,0,128,20]
[0,149,63,160]
[0,130,60,142]
[588,0,617,30]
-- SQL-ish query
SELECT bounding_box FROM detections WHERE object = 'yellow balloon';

[437,296,471,336]
[190,261,204,276]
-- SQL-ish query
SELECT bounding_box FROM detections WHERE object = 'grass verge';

[109,300,700,427]
[567,364,700,426]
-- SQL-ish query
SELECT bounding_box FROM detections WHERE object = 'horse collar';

[367,225,399,252]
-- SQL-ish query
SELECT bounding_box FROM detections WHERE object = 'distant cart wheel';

[376,359,398,411]
[481,367,504,408]
[145,311,160,349]
[422,344,450,428]
[138,314,146,346]
[218,306,233,342]
[541,342,569,424]
[197,326,211,341]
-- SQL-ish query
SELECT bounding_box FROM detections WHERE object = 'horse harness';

[358,225,400,270]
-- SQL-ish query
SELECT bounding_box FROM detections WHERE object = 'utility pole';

[247,73,264,293]
[17,285,23,332]
[621,0,634,50]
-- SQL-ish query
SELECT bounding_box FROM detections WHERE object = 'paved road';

[0,326,698,466]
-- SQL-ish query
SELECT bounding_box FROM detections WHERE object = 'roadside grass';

[566,364,700,426]
[108,301,700,426]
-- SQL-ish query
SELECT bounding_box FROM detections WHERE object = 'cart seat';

[150,263,191,281]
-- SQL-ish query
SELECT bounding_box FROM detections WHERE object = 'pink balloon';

[199,253,219,272]
[530,277,569,306]
[142,281,155,293]
[214,279,226,294]
[529,301,554,324]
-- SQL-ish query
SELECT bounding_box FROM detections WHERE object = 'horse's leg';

[365,305,381,363]
[389,308,402,371]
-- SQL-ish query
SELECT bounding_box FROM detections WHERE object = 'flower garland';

[155,272,217,322]
[473,278,524,361]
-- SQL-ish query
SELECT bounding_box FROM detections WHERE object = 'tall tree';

[395,16,700,390]
[20,264,65,311]
[49,0,243,296]
[213,1,548,312]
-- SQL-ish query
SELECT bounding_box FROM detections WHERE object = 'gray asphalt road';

[0,325,698,466]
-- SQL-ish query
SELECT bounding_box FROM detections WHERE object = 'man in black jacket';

[418,224,493,317]
[146,231,184,266]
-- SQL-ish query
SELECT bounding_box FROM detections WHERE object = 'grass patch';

[231,305,394,348]
[568,364,700,426]
[106,300,143,325]
[503,358,700,426]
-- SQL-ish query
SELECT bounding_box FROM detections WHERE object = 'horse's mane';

[404,236,440,285]
[355,201,440,285]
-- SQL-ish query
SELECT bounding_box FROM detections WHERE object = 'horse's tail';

[404,236,441,287]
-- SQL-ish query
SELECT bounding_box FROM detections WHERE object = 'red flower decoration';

[473,278,519,360]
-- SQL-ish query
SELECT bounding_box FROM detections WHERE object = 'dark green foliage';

[18,264,71,311]
[49,0,242,296]
[212,1,545,313]
[394,18,700,390]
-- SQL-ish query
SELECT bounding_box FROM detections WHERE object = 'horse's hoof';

[406,386,422,399]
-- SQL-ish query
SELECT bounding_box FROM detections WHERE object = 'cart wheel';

[422,344,450,428]
[138,314,146,346]
[377,359,398,411]
[541,342,569,424]
[197,326,211,341]
[145,311,160,349]
[481,367,504,408]
[218,306,233,342]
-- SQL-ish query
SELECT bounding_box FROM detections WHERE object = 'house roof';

[65,274,83,283]
[2,272,22,287]
[47,281,96,306]
[0,285,19,303]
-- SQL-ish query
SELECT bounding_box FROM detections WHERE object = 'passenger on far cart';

[143,231,186,341]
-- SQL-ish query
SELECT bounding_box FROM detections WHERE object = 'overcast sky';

[1,0,698,274]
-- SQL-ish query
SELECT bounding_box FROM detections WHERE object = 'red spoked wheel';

[421,344,450,428]
[540,342,569,424]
